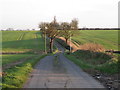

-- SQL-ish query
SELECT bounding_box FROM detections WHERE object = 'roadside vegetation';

[2,55,47,88]
[2,54,33,66]
[65,51,119,74]
[56,32,119,74]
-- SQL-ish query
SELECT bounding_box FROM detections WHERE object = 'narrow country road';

[24,42,104,88]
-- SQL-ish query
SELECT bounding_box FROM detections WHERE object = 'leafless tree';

[39,16,60,53]
[59,19,79,43]
[59,22,71,43]
[39,17,79,53]
[70,18,78,30]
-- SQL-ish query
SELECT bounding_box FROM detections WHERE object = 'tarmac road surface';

[24,42,104,88]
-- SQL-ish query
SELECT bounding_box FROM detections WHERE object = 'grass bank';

[65,50,119,74]
[2,54,35,66]
[2,54,47,88]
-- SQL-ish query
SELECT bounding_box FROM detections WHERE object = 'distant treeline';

[78,28,120,30]
[1,28,120,31]
[1,30,38,31]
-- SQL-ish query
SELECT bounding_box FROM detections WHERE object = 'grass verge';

[64,50,119,74]
[2,54,34,66]
[2,54,47,88]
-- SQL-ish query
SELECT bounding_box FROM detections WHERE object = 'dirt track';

[3,56,33,70]
[24,42,104,88]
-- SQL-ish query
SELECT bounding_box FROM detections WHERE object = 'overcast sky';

[0,0,119,30]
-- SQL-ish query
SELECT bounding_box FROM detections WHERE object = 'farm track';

[3,56,34,70]
[34,34,37,39]
[24,42,104,88]
[20,33,26,40]
[17,33,22,40]
[17,33,26,40]
[1,51,26,54]
[34,34,38,47]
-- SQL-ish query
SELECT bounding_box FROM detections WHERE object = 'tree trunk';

[50,38,54,53]
[65,38,68,44]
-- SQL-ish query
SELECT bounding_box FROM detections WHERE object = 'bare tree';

[39,17,79,53]
[59,22,71,43]
[39,22,48,37]
[47,17,60,53]
[39,16,60,53]
[70,18,78,30]
[60,19,79,43]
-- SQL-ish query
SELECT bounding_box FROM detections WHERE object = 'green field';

[1,31,45,66]
[1,31,47,88]
[2,54,46,88]
[1,30,119,88]
[72,30,118,50]
[65,30,119,74]
[2,54,36,66]
[1,31,45,53]
[56,30,119,74]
